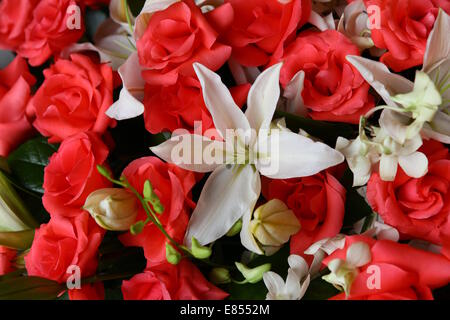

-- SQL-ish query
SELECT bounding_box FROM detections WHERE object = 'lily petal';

[398,152,428,178]
[194,63,251,141]
[109,0,135,34]
[283,71,307,116]
[106,52,145,120]
[150,134,226,172]
[346,55,414,107]
[423,111,450,143]
[245,63,282,135]
[184,165,260,247]
[423,9,450,74]
[256,130,344,179]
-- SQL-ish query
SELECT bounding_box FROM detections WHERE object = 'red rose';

[137,0,231,86]
[0,56,36,157]
[143,76,214,134]
[365,0,450,72]
[262,170,346,260]
[0,246,16,275]
[30,54,115,143]
[367,139,450,245]
[209,0,311,67]
[0,0,38,50]
[68,283,105,300]
[278,30,375,124]
[43,132,112,218]
[323,235,450,300]
[17,0,85,66]
[143,75,250,134]
[119,157,199,267]
[25,212,104,283]
[122,260,228,300]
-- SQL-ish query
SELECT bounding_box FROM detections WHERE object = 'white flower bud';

[84,188,139,231]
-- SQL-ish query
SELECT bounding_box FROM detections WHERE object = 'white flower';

[304,235,346,276]
[346,9,450,144]
[322,242,372,296]
[337,125,428,186]
[84,188,139,231]
[337,0,374,50]
[150,63,344,254]
[263,255,311,300]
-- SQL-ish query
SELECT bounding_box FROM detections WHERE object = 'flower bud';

[84,188,139,231]
[235,262,271,284]
[249,199,301,247]
[191,237,212,259]
[209,268,231,285]
[226,219,242,237]
[166,242,182,265]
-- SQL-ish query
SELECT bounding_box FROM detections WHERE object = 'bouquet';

[0,0,449,301]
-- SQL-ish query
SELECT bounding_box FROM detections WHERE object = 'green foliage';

[0,273,65,300]
[7,136,58,194]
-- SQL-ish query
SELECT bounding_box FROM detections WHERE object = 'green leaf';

[274,110,356,146]
[7,136,58,194]
[0,275,65,300]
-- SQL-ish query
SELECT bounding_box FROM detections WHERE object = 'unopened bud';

[84,188,139,231]
[166,242,182,265]
[191,237,212,259]
[209,268,231,285]
[235,262,271,284]
[249,199,300,247]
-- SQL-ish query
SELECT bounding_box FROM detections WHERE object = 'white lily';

[263,255,311,300]
[322,241,372,297]
[346,9,450,144]
[150,63,344,253]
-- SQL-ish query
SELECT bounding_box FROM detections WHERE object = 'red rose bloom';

[143,75,250,134]
[324,236,450,300]
[143,76,214,134]
[210,0,311,67]
[0,0,38,50]
[43,132,112,218]
[262,170,346,260]
[25,212,104,283]
[367,139,450,245]
[17,0,85,66]
[0,56,36,157]
[137,0,231,86]
[278,30,375,124]
[0,246,16,275]
[122,260,228,300]
[30,54,115,143]
[365,0,450,72]
[119,157,199,267]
